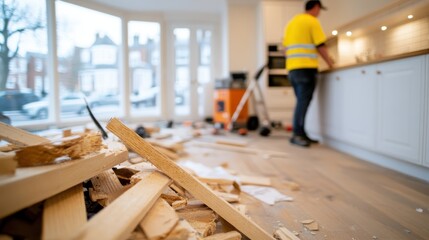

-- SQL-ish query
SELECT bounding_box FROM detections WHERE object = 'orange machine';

[213,73,248,129]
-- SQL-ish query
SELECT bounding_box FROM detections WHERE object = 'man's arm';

[317,44,334,69]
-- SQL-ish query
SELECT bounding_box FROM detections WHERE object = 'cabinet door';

[305,83,321,137]
[319,71,344,140]
[376,56,425,164]
[262,1,302,43]
[342,66,377,150]
[265,87,295,123]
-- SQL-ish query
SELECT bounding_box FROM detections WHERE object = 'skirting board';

[324,138,429,183]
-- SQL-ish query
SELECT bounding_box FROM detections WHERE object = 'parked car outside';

[131,86,158,107]
[89,93,119,107]
[0,91,40,112]
[22,94,87,119]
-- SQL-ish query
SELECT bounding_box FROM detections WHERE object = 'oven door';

[268,55,286,69]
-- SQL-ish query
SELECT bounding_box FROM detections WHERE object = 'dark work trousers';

[289,68,318,137]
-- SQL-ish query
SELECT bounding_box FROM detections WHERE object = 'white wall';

[227,0,259,76]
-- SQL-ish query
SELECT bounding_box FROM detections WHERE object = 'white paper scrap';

[241,185,293,205]
[179,161,238,181]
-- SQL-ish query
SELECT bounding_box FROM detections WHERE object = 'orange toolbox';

[213,72,248,129]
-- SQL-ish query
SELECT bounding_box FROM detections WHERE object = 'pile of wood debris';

[0,120,300,240]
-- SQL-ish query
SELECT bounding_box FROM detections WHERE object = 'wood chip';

[165,219,196,240]
[140,198,179,240]
[177,206,218,237]
[300,219,314,224]
[15,132,103,166]
[90,169,124,206]
[88,188,108,202]
[203,231,241,240]
[63,129,72,137]
[274,227,300,240]
[284,181,300,191]
[0,152,17,175]
[301,219,319,231]
[172,199,188,210]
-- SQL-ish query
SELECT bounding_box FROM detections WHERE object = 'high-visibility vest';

[283,13,327,71]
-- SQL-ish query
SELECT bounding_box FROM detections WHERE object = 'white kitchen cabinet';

[341,66,377,150]
[264,87,295,123]
[319,71,344,141]
[262,1,302,44]
[375,56,425,164]
[315,54,429,180]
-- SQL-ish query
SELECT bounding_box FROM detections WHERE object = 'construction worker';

[283,0,334,147]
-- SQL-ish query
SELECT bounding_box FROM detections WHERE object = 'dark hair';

[305,0,322,11]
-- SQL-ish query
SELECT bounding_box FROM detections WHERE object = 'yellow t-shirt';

[283,13,327,71]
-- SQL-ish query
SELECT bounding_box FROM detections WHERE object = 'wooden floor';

[185,130,429,240]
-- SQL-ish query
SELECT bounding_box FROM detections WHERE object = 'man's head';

[305,0,326,17]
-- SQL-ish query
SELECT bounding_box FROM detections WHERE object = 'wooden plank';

[192,141,288,158]
[146,139,184,153]
[198,177,235,185]
[72,171,171,240]
[154,146,180,160]
[106,118,275,240]
[239,175,271,186]
[0,141,128,218]
[0,122,49,146]
[215,138,248,147]
[140,198,179,240]
[42,184,86,240]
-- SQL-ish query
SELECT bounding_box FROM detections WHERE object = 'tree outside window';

[0,0,47,123]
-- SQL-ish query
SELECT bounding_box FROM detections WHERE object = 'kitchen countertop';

[321,48,429,73]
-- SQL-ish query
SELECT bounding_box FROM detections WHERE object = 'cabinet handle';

[376,70,382,75]
[361,70,366,74]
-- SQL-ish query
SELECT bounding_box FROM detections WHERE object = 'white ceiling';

[85,0,227,13]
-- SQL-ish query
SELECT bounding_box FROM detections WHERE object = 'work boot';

[290,135,310,147]
[305,135,319,144]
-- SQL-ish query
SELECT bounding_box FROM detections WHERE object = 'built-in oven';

[267,44,290,87]
[268,73,291,87]
[268,54,286,70]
